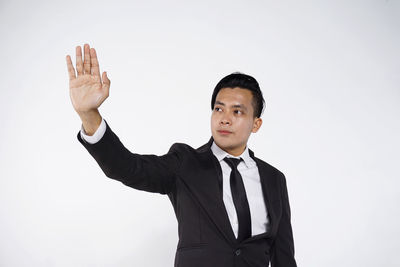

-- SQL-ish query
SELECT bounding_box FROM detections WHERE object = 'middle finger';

[83,44,91,74]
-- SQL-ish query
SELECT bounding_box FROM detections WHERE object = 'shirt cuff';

[80,118,106,144]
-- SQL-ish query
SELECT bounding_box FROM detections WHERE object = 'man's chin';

[214,139,234,150]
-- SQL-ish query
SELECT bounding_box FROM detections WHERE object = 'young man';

[66,43,297,267]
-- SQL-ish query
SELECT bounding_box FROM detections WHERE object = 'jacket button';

[235,249,241,256]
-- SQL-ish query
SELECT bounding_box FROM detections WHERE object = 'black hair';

[211,72,265,118]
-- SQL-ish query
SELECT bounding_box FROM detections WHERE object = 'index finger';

[90,48,101,78]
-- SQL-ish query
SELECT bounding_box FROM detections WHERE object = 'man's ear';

[251,117,262,133]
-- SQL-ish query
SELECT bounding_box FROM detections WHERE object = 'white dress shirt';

[80,118,107,144]
[80,118,269,237]
[210,141,269,237]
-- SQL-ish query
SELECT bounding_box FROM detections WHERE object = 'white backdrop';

[0,0,399,266]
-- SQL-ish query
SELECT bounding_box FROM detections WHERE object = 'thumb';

[102,71,111,92]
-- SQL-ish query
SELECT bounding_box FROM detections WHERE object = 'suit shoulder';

[168,142,195,154]
[168,142,212,157]
[254,156,285,178]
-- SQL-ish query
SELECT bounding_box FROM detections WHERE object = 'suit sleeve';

[77,119,181,195]
[270,172,297,267]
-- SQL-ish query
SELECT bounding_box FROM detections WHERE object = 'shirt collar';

[211,141,252,169]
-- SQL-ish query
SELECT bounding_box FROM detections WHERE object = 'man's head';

[210,72,265,156]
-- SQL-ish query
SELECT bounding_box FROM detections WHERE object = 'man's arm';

[67,44,180,194]
[270,173,297,267]
[77,118,181,195]
[80,116,106,144]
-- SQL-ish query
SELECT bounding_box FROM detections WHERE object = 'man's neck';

[214,142,246,157]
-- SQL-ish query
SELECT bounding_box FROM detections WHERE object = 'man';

[66,43,297,267]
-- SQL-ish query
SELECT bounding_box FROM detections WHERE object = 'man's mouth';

[217,130,232,135]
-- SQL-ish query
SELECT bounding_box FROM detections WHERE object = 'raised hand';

[66,44,110,114]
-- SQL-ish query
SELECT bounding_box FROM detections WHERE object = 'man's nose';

[220,114,231,125]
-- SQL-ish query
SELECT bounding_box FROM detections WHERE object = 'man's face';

[210,87,262,156]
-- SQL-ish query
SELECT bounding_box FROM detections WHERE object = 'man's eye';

[234,110,242,114]
[215,107,221,111]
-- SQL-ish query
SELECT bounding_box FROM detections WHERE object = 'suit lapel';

[187,137,280,245]
[188,137,238,246]
[245,151,280,242]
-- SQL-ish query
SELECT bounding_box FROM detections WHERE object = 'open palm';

[66,44,110,113]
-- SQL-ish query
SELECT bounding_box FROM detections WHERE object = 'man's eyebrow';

[215,101,248,110]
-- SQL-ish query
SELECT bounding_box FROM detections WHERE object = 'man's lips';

[218,130,232,135]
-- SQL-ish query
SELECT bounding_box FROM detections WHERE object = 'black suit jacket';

[77,119,297,267]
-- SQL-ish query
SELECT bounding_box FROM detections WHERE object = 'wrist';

[78,109,102,136]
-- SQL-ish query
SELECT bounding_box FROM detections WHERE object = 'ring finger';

[76,46,83,76]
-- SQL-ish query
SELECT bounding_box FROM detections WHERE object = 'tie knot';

[223,157,243,170]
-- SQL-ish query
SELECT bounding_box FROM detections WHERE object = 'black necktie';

[223,157,252,242]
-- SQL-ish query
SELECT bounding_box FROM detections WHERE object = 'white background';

[0,0,399,266]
